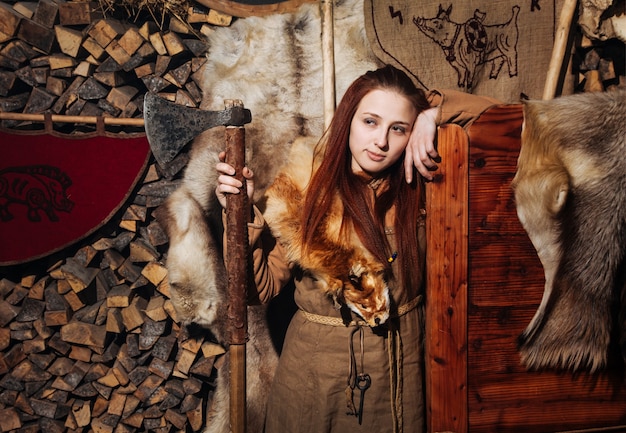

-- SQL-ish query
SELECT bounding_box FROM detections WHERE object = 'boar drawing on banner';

[364,0,574,101]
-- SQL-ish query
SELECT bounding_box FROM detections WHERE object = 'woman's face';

[349,89,418,176]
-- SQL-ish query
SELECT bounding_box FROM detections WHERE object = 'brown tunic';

[240,89,499,433]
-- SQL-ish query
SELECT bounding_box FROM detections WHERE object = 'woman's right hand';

[215,151,255,209]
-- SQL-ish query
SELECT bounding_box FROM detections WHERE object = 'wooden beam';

[425,124,469,433]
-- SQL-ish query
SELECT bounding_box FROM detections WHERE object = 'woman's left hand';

[404,107,440,182]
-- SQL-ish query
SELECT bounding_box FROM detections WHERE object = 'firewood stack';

[0,154,229,432]
[575,36,625,93]
[0,1,237,431]
[0,0,233,128]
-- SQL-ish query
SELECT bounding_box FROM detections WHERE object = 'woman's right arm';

[216,154,292,304]
[244,207,293,303]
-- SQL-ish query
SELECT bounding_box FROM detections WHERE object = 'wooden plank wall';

[425,105,626,433]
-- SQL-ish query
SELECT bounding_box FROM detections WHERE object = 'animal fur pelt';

[263,137,390,326]
[156,1,379,432]
[512,88,626,372]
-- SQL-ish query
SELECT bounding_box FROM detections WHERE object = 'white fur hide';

[159,1,379,432]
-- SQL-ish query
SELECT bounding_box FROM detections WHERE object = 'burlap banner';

[364,0,572,102]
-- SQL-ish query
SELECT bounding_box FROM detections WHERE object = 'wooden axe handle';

[224,100,249,346]
[224,99,248,433]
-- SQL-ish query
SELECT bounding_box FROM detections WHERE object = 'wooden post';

[0,111,145,126]
[425,124,469,433]
[224,99,248,433]
[321,0,335,129]
[543,0,577,100]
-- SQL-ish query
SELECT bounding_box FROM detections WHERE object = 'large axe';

[143,92,251,166]
[144,94,251,433]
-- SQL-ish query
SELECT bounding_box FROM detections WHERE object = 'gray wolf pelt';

[155,0,380,431]
[413,4,519,90]
[512,88,626,372]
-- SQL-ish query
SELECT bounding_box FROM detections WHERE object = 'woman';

[216,65,497,433]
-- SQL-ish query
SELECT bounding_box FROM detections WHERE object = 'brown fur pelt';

[156,1,380,432]
[263,137,391,326]
[512,88,626,372]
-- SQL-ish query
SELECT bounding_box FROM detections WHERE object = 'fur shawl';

[263,137,391,326]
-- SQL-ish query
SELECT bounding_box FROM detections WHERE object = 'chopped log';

[134,374,164,402]
[73,60,94,77]
[154,55,171,76]
[15,65,38,86]
[187,6,210,24]
[46,76,67,96]
[162,32,186,56]
[120,296,148,332]
[169,16,192,34]
[0,300,20,327]
[60,258,99,293]
[129,238,159,263]
[33,0,58,28]
[0,3,23,38]
[44,309,71,327]
[0,70,16,96]
[105,40,132,66]
[165,408,188,429]
[0,408,22,431]
[118,27,144,56]
[58,1,101,26]
[68,345,92,362]
[105,85,138,110]
[55,25,84,58]
[149,32,168,56]
[175,89,196,107]
[72,400,91,427]
[185,40,209,58]
[49,54,77,70]
[1,40,29,64]
[51,76,85,113]
[144,296,168,322]
[208,9,233,26]
[105,308,124,333]
[0,327,11,351]
[13,2,37,19]
[182,395,204,431]
[88,19,126,49]
[82,36,107,60]
[141,262,167,286]
[17,18,55,53]
[60,322,107,348]
[106,284,133,308]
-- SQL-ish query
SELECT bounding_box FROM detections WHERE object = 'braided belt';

[299,295,422,327]
[299,295,423,433]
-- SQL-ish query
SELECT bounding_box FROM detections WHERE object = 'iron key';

[356,373,371,425]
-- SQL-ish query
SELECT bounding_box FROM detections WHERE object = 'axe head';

[143,92,252,167]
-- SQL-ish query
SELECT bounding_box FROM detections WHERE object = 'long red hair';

[301,65,430,290]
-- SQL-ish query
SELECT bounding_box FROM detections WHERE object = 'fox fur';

[512,88,626,372]
[155,1,380,432]
[263,137,391,326]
